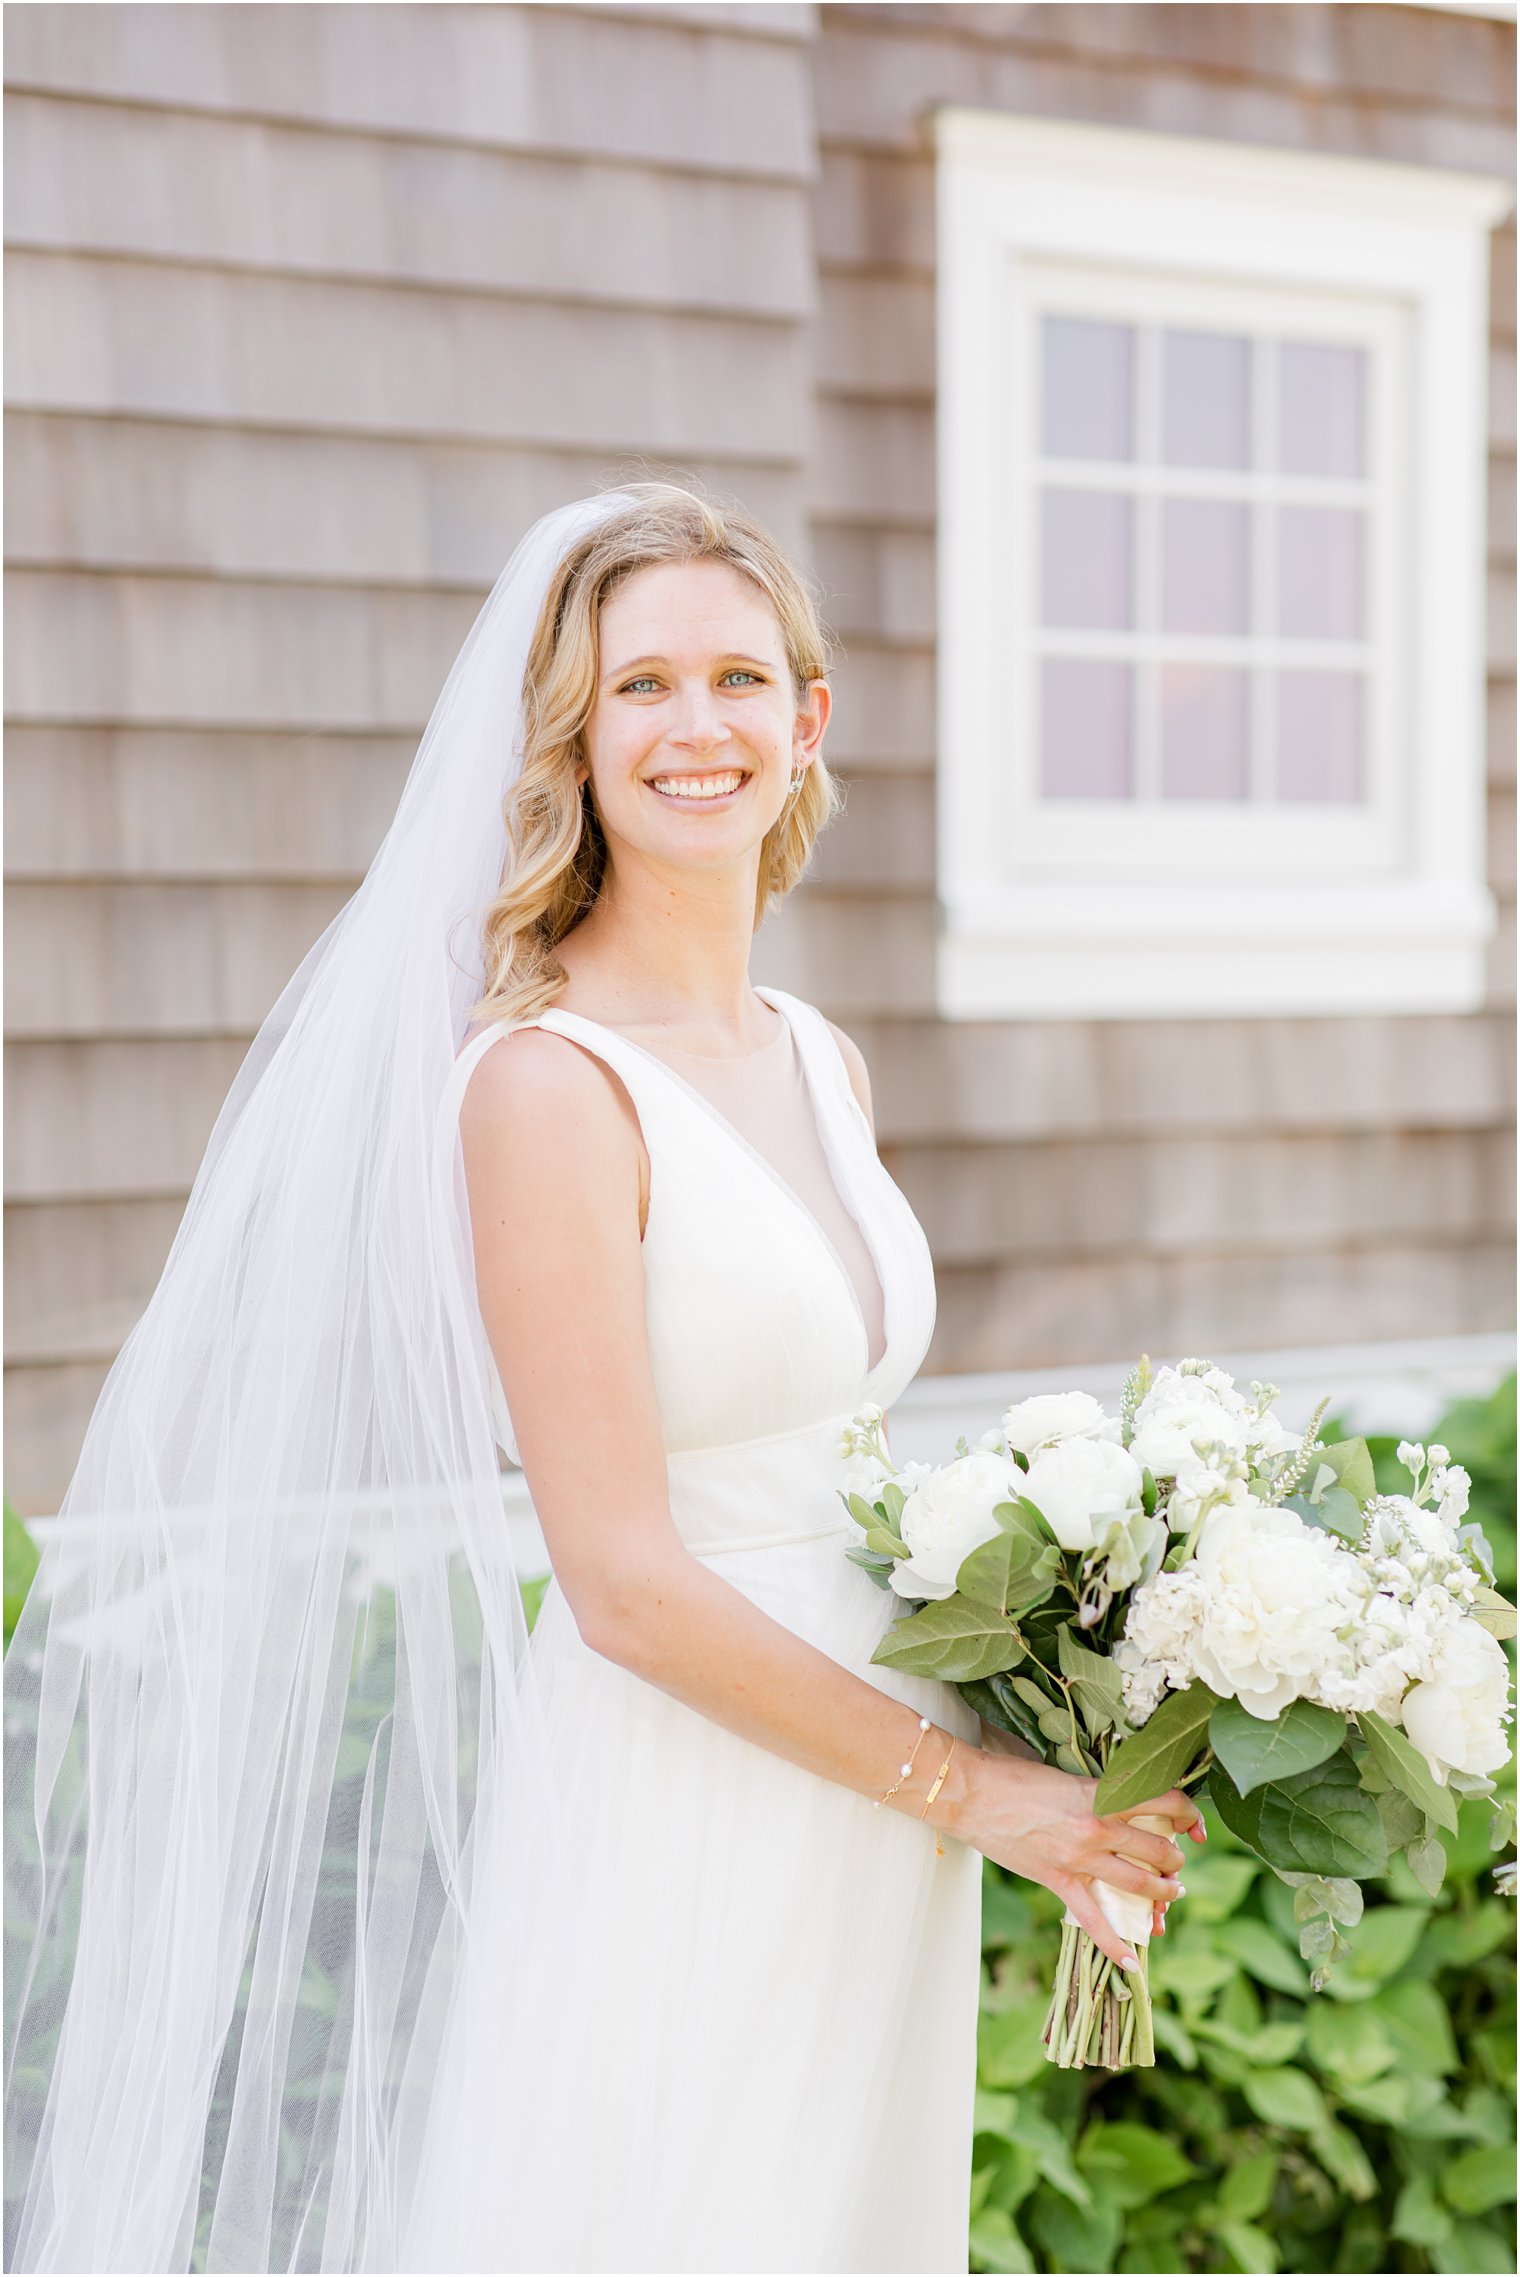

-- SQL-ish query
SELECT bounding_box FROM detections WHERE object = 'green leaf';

[1469,1585,1518,1640]
[1304,1999,1396,2085]
[1368,1977,1458,2074]
[1358,1709,1460,1835]
[1392,2173,1453,2248]
[877,1481,907,1528]
[978,1997,1052,2091]
[1208,1696,1347,1797]
[843,1547,897,1590]
[1216,2221,1278,2276]
[1095,1685,1218,1813]
[1240,2065,1328,2133]
[1284,1484,1365,1542]
[870,1594,1024,1683]
[1405,1832,1449,1898]
[1217,2150,1277,2224]
[957,1528,1059,1617]
[1213,1916,1309,1996]
[1441,2145,1518,2215]
[1320,1906,1430,2002]
[1315,2118,1378,2203]
[1076,2122,1196,2211]
[4,1499,40,1646]
[1317,1434,1377,1508]
[1025,2184,1121,2275]
[1057,1626,1127,1737]
[1438,2221,1519,2275]
[967,2205,1035,2275]
[1210,1755,1389,1879]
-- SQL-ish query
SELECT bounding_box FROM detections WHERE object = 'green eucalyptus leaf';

[956,1528,1059,1617]
[1316,1435,1377,1509]
[843,1547,897,1590]
[1469,1586,1518,1640]
[1210,1755,1389,1879]
[1094,1684,1218,1814]
[1284,1484,1364,1541]
[1405,1832,1449,1898]
[1056,1627,1127,1737]
[1208,1697,1347,1797]
[1358,1709,1460,1835]
[870,1593,1023,1684]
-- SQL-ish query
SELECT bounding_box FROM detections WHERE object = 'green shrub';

[972,1377,1517,2275]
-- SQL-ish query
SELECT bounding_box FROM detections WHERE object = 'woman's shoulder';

[457,1018,641,1153]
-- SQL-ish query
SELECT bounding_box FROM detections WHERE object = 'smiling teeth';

[650,772,744,800]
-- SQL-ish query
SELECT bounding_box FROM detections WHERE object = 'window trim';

[934,108,1512,1022]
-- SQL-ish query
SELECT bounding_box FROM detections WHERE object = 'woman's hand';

[955,1747,1205,1971]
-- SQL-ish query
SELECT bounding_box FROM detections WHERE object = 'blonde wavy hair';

[470,482,840,1026]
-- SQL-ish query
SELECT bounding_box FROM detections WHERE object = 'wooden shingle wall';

[4,0,821,1511]
[804,1,1517,1373]
[5,1,1514,1513]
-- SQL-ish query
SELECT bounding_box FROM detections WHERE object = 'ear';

[792,678,831,766]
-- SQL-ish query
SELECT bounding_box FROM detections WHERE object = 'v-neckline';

[531,987,891,1388]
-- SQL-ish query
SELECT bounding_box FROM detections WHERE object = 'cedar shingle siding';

[5,2,1514,1510]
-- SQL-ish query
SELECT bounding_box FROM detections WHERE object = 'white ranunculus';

[1021,1437,1146,1555]
[1398,1619,1512,1785]
[1130,1374,1249,1481]
[889,1453,1022,1601]
[1001,1391,1120,1460]
[1188,1503,1364,1720]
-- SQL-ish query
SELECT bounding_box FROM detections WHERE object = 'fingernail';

[1174,1882,1186,1898]
[1158,1913,1167,1934]
[1122,1952,1139,1970]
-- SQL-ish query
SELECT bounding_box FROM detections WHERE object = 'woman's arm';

[460,1028,1199,1969]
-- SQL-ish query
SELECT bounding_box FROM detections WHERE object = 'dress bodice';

[443,985,936,1471]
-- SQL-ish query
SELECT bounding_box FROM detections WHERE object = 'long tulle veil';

[4,491,635,2272]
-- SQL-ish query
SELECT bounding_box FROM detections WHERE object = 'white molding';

[934,110,1511,1022]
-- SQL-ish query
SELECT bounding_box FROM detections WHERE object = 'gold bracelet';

[919,1734,958,1858]
[873,1714,933,1808]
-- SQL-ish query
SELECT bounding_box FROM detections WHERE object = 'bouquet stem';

[1042,1915,1154,2069]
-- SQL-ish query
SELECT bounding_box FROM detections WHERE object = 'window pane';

[1277,505,1364,641]
[1276,670,1364,801]
[1041,489,1132,630]
[1162,328,1251,469]
[1040,659,1133,798]
[1159,665,1250,800]
[1278,340,1366,479]
[1162,498,1250,636]
[1041,316,1134,461]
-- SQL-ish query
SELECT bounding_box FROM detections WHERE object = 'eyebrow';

[601,653,778,687]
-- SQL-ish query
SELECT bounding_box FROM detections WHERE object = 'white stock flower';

[1187,1503,1364,1720]
[1434,1463,1471,1523]
[1130,1370,1250,1481]
[1399,1619,1512,1785]
[840,1449,893,1502]
[1166,1461,1252,1539]
[889,1452,1022,1602]
[1397,1441,1424,1473]
[1426,1445,1451,1470]
[1001,1391,1120,1459]
[1021,1436,1146,1554]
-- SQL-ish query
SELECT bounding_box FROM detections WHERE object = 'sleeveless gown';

[413,984,983,2275]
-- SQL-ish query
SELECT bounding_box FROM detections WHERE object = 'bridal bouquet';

[837,1360,1516,2072]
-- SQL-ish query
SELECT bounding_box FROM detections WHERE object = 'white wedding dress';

[405,985,984,2276]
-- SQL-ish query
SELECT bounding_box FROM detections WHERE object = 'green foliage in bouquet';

[843,1362,1517,2070]
[969,1375,1517,2275]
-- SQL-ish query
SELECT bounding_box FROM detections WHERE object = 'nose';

[666,682,732,755]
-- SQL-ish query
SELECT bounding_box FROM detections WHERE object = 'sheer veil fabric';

[3,495,644,2272]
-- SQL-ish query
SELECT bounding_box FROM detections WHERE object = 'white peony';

[1130,1371,1250,1481]
[1001,1391,1120,1460]
[1399,1619,1512,1785]
[889,1453,1022,1601]
[1021,1437,1146,1554]
[1187,1503,1365,1720]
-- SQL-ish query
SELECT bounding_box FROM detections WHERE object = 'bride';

[4,484,1200,2275]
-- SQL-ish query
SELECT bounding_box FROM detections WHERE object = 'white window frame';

[935,109,1512,1022]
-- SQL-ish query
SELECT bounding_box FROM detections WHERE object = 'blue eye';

[721,670,763,687]
[621,676,660,695]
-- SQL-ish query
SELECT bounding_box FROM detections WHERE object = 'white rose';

[1021,1437,1145,1554]
[1189,1503,1364,1720]
[1131,1376,1249,1480]
[1001,1391,1120,1460]
[889,1453,1022,1601]
[1398,1619,1512,1786]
